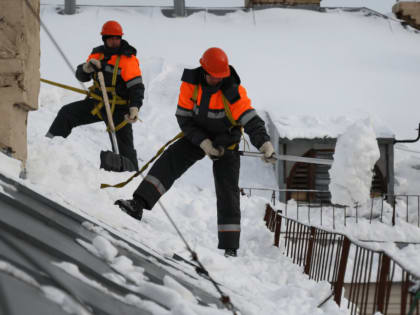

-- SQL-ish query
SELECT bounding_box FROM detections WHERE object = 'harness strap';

[100,132,184,189]
[192,85,242,150]
[110,56,121,114]
[107,120,128,133]
[192,85,238,127]
[90,56,126,118]
[40,78,88,95]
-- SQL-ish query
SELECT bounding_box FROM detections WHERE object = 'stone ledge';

[393,1,420,28]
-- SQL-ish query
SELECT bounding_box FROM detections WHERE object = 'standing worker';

[46,20,144,171]
[115,47,275,257]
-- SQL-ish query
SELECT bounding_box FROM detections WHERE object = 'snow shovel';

[97,71,136,172]
[239,151,333,165]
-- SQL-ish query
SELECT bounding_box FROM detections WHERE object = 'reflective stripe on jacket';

[75,40,144,109]
[175,66,269,149]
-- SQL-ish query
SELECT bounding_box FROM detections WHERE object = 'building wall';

[0,0,40,161]
[393,1,420,30]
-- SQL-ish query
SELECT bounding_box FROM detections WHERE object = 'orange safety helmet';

[101,20,123,36]
[199,47,230,78]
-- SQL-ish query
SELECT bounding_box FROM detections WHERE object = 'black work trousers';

[48,98,139,170]
[134,137,241,250]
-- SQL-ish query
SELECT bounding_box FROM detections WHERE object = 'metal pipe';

[394,123,420,144]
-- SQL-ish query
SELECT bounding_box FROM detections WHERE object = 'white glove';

[82,59,101,73]
[200,139,224,160]
[125,107,139,123]
[259,141,276,164]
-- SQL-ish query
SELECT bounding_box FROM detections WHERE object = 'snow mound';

[329,118,380,208]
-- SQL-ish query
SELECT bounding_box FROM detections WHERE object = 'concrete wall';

[0,0,40,161]
[246,0,321,6]
[393,1,420,29]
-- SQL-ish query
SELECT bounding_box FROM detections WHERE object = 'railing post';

[392,197,396,226]
[64,0,76,15]
[271,190,276,206]
[174,0,186,17]
[274,212,282,247]
[376,254,391,313]
[269,210,276,232]
[264,204,270,224]
[334,237,351,306]
[401,272,410,315]
[304,227,316,275]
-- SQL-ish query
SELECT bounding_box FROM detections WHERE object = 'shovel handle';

[97,71,119,154]
[239,151,333,165]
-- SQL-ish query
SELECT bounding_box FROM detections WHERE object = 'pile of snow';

[328,118,380,209]
[0,152,22,179]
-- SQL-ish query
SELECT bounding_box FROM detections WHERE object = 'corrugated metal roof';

[0,172,224,315]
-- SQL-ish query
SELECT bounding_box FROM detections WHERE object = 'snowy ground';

[2,3,420,315]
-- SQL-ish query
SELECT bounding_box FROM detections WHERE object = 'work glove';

[200,139,224,160]
[125,107,139,123]
[259,141,276,164]
[82,59,101,73]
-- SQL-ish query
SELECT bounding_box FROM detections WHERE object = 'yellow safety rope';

[100,132,184,189]
[40,78,88,95]
[100,83,248,189]
[41,75,130,133]
[90,56,127,130]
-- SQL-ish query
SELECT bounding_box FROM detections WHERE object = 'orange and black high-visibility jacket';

[176,66,270,149]
[75,39,144,109]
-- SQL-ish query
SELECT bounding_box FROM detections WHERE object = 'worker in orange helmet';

[46,21,144,171]
[115,47,275,257]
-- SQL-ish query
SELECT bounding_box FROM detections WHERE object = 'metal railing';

[242,187,420,228]
[264,204,420,315]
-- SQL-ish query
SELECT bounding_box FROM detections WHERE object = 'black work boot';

[224,249,237,258]
[114,199,144,221]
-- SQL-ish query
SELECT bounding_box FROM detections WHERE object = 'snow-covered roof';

[266,112,395,140]
[2,3,419,314]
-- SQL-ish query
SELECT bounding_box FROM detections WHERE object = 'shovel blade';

[100,151,137,172]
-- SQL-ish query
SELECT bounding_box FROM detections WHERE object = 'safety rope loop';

[187,252,237,314]
[194,266,209,277]
[190,255,237,315]
[191,251,198,261]
[140,171,238,315]
[220,295,237,315]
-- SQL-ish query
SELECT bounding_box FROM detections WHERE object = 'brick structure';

[393,1,420,30]
[0,0,40,162]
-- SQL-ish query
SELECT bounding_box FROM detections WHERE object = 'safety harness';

[41,55,131,132]
[88,55,129,132]
[191,85,244,150]
[100,84,246,189]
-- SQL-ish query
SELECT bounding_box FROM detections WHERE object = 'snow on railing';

[241,187,420,228]
[263,204,420,315]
